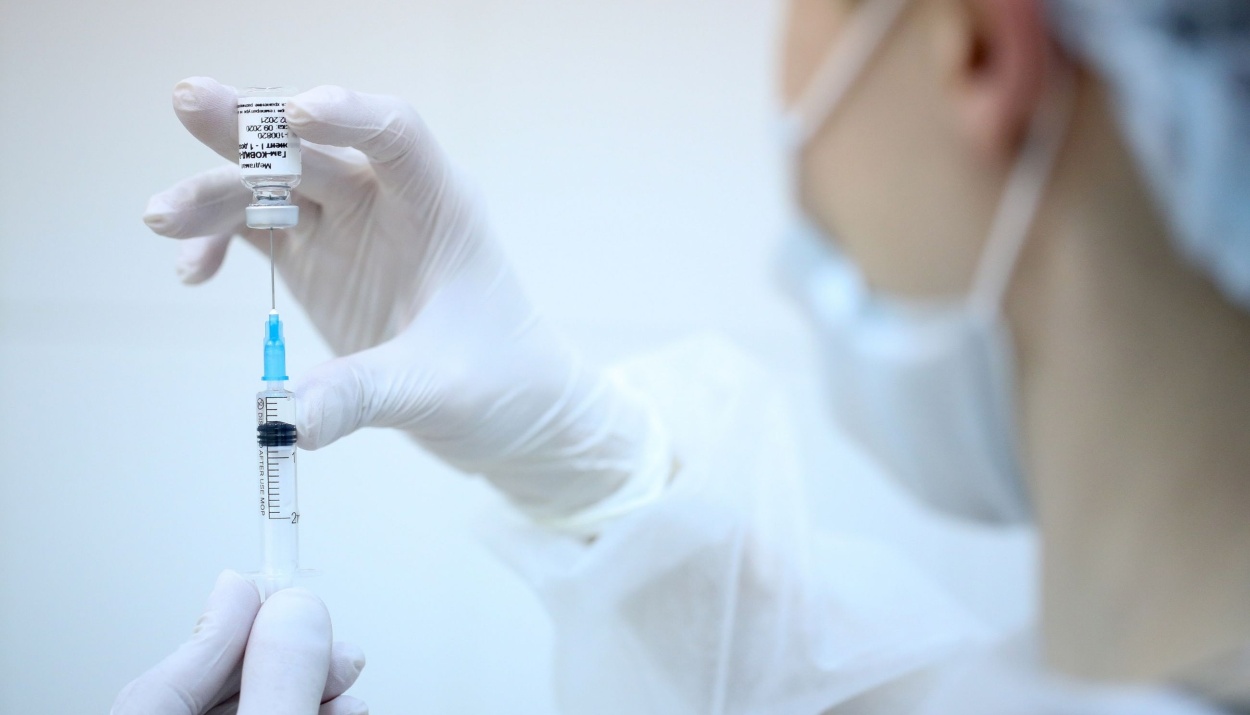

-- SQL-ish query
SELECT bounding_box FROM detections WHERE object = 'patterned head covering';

[1046,0,1250,309]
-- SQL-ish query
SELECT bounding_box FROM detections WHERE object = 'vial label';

[238,97,301,177]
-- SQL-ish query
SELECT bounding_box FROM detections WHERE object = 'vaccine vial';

[238,87,302,229]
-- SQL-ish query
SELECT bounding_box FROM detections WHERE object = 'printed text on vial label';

[237,99,301,175]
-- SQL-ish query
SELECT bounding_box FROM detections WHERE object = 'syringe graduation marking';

[265,446,290,517]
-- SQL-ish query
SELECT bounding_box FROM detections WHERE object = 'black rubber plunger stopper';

[257,421,297,447]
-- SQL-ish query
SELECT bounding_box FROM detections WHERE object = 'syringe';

[238,87,303,599]
[256,307,300,599]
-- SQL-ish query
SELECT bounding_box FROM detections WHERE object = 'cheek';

[780,0,858,105]
[797,11,997,297]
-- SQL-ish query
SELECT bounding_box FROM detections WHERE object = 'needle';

[269,227,276,311]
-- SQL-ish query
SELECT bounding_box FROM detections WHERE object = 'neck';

[1010,72,1250,685]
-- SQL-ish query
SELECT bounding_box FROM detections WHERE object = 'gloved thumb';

[111,570,260,715]
[294,336,436,451]
[237,588,332,715]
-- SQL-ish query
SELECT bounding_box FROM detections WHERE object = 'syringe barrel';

[256,387,298,595]
[257,386,295,424]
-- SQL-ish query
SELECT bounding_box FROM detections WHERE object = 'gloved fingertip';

[175,257,207,285]
[292,378,333,451]
[175,235,229,285]
[142,196,174,234]
[209,569,252,602]
[192,570,259,638]
[260,587,331,630]
[268,585,322,604]
[320,694,369,715]
[175,246,205,284]
[142,213,169,234]
[323,640,367,700]
[284,99,310,128]
[292,355,379,451]
[215,568,251,589]
[285,85,351,128]
[172,76,225,113]
[294,409,326,452]
[338,641,366,673]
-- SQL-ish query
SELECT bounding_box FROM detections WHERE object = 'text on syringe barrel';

[256,390,299,577]
[257,421,297,520]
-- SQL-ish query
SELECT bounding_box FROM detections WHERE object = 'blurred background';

[0,0,1035,712]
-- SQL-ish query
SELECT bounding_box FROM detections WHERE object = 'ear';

[933,0,1050,160]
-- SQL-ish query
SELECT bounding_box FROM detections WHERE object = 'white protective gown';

[482,335,1230,714]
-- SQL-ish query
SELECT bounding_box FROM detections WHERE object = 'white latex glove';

[144,77,670,526]
[111,571,366,715]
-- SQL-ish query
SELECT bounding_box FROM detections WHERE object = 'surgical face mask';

[780,222,1032,523]
[776,0,1075,523]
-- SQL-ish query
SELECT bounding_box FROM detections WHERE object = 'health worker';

[118,0,1250,713]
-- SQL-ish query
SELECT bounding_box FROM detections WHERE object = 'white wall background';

[0,1,1035,713]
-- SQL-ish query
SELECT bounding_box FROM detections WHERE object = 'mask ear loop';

[967,58,1079,317]
[780,0,915,149]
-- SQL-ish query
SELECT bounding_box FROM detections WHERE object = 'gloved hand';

[144,77,671,526]
[110,571,366,715]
